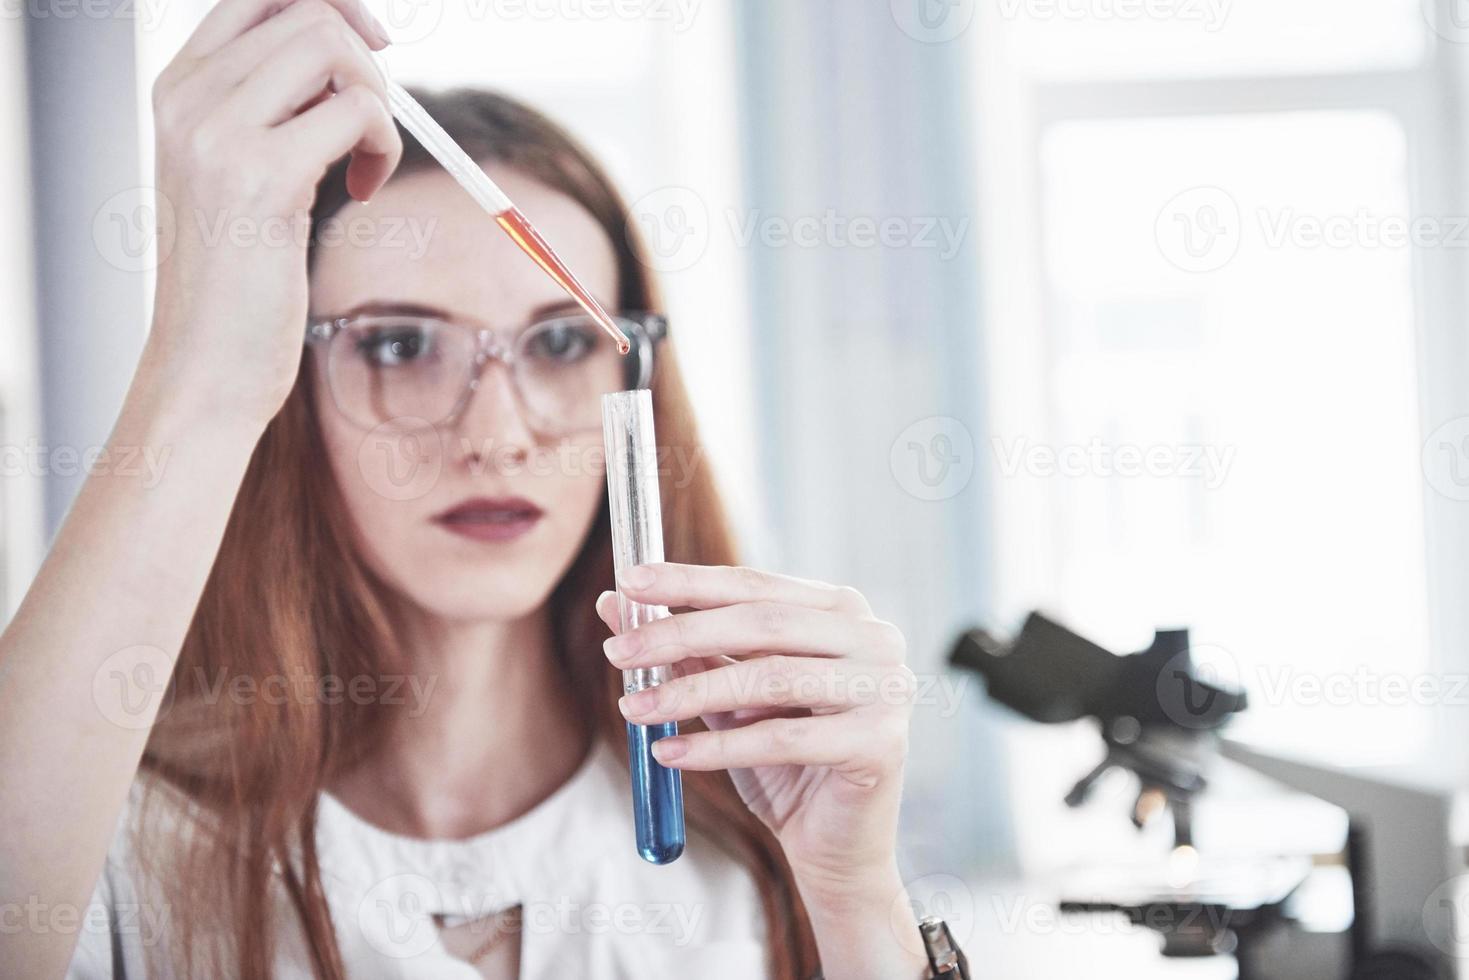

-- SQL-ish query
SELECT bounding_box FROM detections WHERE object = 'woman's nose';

[450,360,535,472]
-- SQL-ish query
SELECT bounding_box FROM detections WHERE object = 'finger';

[620,656,914,725]
[194,0,379,96]
[274,84,401,201]
[596,592,738,682]
[225,18,387,127]
[650,710,907,785]
[595,591,622,635]
[181,0,390,61]
[618,563,872,616]
[602,602,905,669]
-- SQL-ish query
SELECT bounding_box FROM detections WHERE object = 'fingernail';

[620,566,654,590]
[596,590,617,608]
[604,635,636,663]
[368,11,393,46]
[619,689,657,717]
[651,737,686,763]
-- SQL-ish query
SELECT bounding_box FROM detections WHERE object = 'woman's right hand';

[144,0,402,429]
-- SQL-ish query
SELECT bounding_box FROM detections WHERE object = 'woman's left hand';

[595,563,921,949]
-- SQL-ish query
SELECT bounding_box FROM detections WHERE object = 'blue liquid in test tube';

[602,389,686,865]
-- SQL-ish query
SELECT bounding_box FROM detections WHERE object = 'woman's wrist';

[795,863,930,980]
[127,325,283,445]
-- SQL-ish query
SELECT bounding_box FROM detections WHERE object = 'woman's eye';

[357,328,433,367]
[525,321,597,363]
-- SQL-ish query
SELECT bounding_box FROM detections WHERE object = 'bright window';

[975,0,1444,775]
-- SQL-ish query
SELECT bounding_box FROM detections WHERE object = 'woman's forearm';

[0,349,267,978]
[799,866,931,980]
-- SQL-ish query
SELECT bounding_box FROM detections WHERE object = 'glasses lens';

[513,315,630,434]
[328,318,477,428]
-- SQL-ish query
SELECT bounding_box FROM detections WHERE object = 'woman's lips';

[432,496,544,542]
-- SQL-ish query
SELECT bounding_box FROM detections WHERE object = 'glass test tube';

[602,389,686,865]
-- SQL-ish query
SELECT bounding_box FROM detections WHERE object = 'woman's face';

[308,166,621,624]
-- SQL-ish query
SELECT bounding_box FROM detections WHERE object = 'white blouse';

[66,741,769,978]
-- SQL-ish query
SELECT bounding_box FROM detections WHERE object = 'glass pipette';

[377,72,632,355]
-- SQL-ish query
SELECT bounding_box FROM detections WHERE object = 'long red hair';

[140,89,819,979]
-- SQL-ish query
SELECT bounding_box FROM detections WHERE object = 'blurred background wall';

[10,0,1469,911]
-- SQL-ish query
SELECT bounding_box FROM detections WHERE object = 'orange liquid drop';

[496,207,632,355]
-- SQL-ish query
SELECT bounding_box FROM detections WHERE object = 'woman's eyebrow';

[320,298,609,323]
[331,300,456,319]
[526,299,592,321]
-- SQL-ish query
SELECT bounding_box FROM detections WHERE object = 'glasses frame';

[303,310,669,434]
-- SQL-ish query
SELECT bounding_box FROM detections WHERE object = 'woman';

[0,0,927,977]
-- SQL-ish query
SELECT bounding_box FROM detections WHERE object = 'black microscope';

[950,613,1440,980]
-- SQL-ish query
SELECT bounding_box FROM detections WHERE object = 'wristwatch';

[920,916,970,979]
